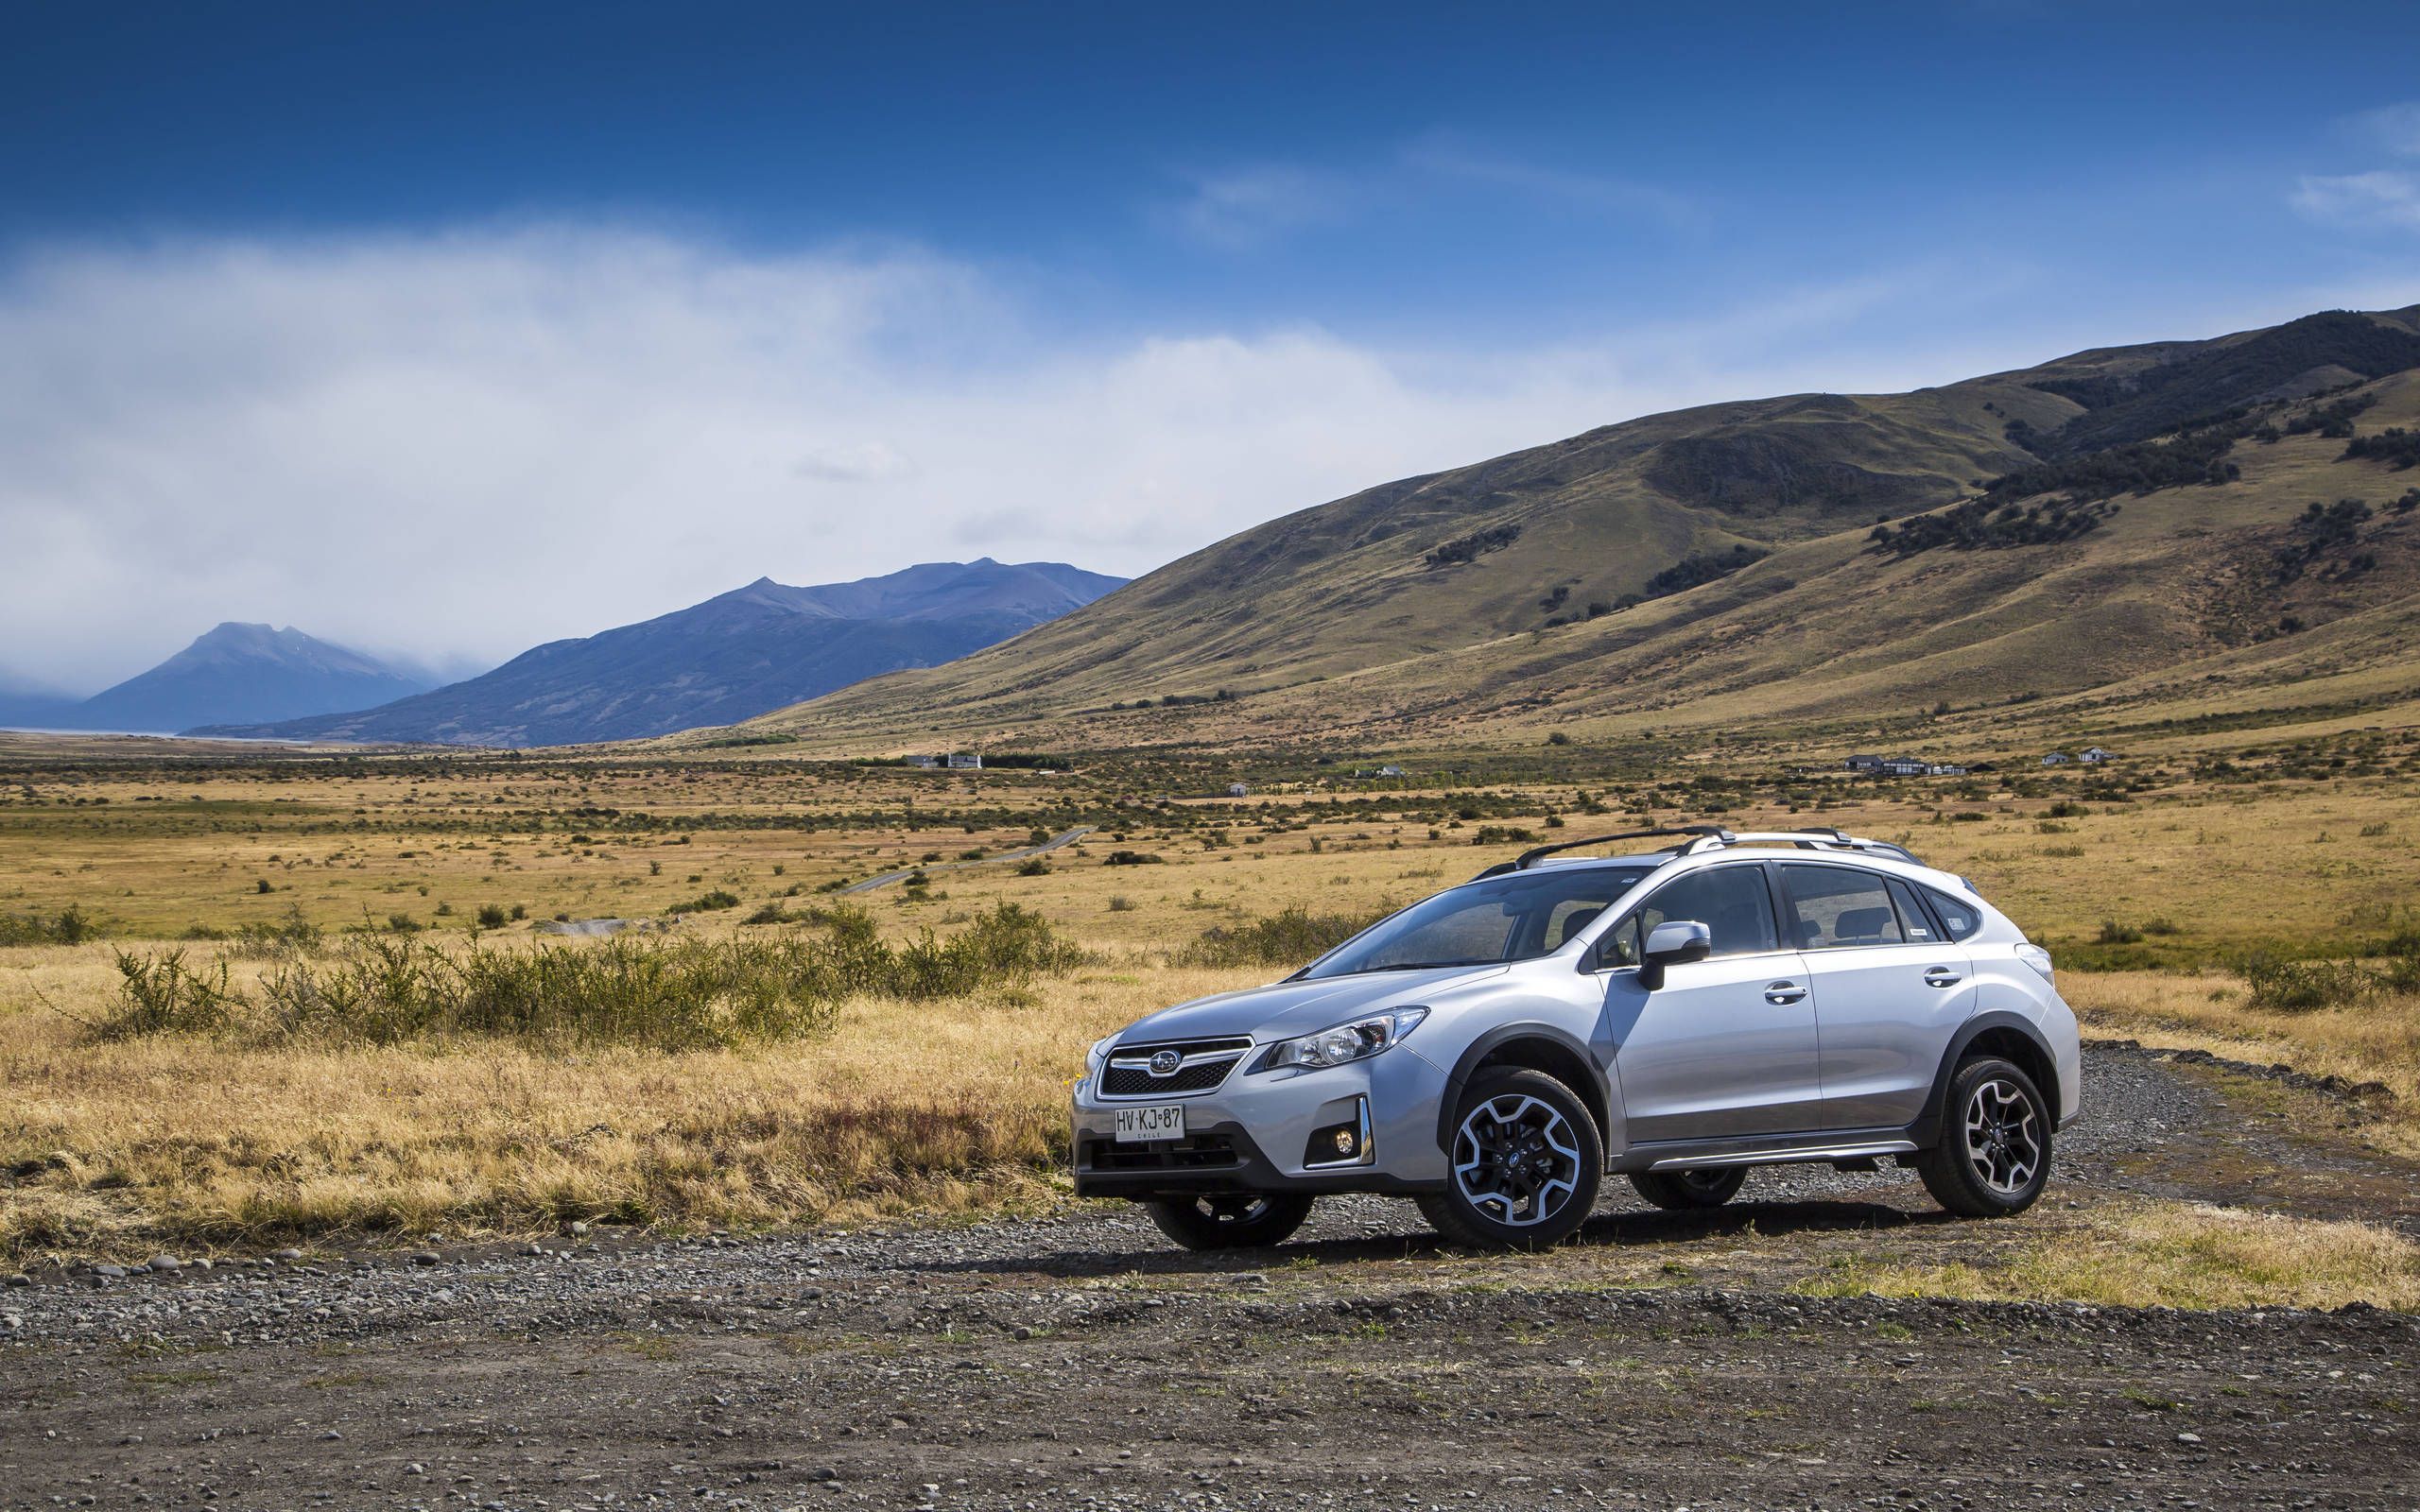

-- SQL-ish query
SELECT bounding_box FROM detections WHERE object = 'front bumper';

[1069,1048,1449,1200]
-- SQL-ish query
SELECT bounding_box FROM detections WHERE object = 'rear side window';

[1924,886,1984,941]
[1885,878,1939,943]
[1779,865,1904,950]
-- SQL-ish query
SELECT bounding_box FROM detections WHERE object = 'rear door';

[1776,863,1975,1131]
[1598,861,1824,1143]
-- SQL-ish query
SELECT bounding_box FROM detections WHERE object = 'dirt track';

[4,1044,2415,1511]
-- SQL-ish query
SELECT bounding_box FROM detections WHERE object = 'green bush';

[666,889,741,915]
[82,903,1090,1050]
[1180,906,1392,970]
[2234,954,2377,1013]
[2097,920,2144,945]
[86,950,241,1040]
[0,903,99,947]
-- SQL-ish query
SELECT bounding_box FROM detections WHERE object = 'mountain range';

[199,558,1124,747]
[0,624,433,735]
[699,304,2420,755]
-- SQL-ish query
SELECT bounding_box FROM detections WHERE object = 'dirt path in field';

[4,1044,2415,1511]
[839,827,1095,893]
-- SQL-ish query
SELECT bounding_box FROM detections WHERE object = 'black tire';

[1417,1067,1604,1250]
[1915,1056,2052,1218]
[1143,1193,1314,1250]
[1627,1166,1748,1211]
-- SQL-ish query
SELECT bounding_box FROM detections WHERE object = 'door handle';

[1764,981,1807,1005]
[1923,967,1962,988]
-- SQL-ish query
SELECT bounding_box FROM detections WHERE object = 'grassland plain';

[5,723,2420,1311]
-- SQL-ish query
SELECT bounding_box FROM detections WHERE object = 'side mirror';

[1638,919,1712,990]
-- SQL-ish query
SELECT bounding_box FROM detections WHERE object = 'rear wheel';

[1915,1056,2050,1218]
[1627,1166,1748,1210]
[1417,1068,1603,1250]
[1144,1193,1314,1250]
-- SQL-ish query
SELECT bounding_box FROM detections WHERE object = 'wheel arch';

[1908,1011,2060,1147]
[1434,1024,1614,1157]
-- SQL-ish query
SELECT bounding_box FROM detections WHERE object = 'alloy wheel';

[1962,1077,2042,1194]
[1451,1092,1583,1228]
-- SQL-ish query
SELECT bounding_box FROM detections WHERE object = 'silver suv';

[1072,828,2079,1251]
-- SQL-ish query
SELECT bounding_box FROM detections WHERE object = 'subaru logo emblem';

[1148,1050,1184,1077]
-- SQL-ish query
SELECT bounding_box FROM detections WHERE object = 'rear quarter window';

[1924,886,1984,941]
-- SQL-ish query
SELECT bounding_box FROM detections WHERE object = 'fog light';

[1330,1128,1357,1156]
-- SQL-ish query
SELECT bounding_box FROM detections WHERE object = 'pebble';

[409,1251,442,1266]
[148,1256,182,1273]
[92,1264,126,1280]
[274,1248,303,1262]
[4,1273,29,1288]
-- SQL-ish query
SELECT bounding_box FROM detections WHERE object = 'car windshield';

[1300,866,1655,979]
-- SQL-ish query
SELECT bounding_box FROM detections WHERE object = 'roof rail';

[1470,826,1731,880]
[1676,829,1926,865]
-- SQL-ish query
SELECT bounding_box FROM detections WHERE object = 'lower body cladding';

[1071,1048,1450,1200]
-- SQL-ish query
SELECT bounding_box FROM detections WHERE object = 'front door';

[1598,861,1824,1143]
[1774,863,1977,1130]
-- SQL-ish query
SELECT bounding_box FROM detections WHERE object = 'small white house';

[946,751,982,770]
[2042,751,2069,765]
[1845,753,1885,772]
[1374,764,1407,778]
[905,754,941,769]
[2079,747,2115,764]
[1928,763,1968,777]
[1879,757,1930,777]
[1226,782,1250,798]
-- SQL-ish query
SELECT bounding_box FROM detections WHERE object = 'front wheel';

[1417,1067,1603,1250]
[1143,1193,1314,1250]
[1915,1056,2051,1218]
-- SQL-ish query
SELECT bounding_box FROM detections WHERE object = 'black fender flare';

[1905,1010,2060,1147]
[1432,1022,1616,1157]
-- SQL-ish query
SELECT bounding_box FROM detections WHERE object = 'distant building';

[946,751,982,770]
[1374,764,1406,778]
[1845,754,1885,772]
[2042,751,2070,765]
[2079,747,2115,764]
[1878,757,1931,777]
[1226,782,1250,798]
[1927,763,1968,777]
[905,754,941,769]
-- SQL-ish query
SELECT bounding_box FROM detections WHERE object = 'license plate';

[1114,1103,1185,1143]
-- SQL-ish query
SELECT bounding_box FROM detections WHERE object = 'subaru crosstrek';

[1071,827,2080,1251]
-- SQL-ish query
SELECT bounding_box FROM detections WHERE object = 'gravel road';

[4,1043,2415,1511]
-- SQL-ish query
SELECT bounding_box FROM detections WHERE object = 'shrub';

[1107,895,1136,913]
[0,903,99,947]
[1014,857,1052,876]
[2096,920,2144,945]
[475,903,510,929]
[666,889,741,915]
[230,905,322,958]
[85,950,241,1040]
[1103,850,1165,867]
[84,903,1089,1050]
[2233,954,2376,1014]
[1471,825,1538,846]
[1180,906,1392,970]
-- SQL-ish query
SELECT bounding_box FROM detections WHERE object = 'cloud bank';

[0,227,2115,692]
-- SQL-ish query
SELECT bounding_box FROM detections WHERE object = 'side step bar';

[1648,1139,1916,1172]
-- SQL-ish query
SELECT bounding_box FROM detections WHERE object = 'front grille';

[1086,1134,1240,1172]
[1098,1036,1252,1098]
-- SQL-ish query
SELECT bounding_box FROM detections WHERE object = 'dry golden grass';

[1,938,1267,1262]
[1799,1201,2420,1312]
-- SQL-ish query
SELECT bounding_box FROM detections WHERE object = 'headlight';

[1084,1035,1116,1074]
[1261,1008,1427,1071]
[2016,944,2055,985]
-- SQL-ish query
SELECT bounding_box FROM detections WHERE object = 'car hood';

[1113,965,1509,1046]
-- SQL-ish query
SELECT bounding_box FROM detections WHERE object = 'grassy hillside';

[693,306,2420,756]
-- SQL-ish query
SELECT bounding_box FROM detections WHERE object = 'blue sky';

[4,1,2418,689]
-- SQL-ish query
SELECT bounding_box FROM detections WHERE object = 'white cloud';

[0,225,2109,693]
[2355,101,2420,157]
[2291,170,2420,230]
[1164,166,1351,250]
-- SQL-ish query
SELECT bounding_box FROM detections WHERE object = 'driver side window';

[1595,865,1779,969]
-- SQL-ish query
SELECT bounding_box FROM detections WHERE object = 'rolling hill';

[704,305,2420,756]
[202,558,1124,747]
[0,624,433,734]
